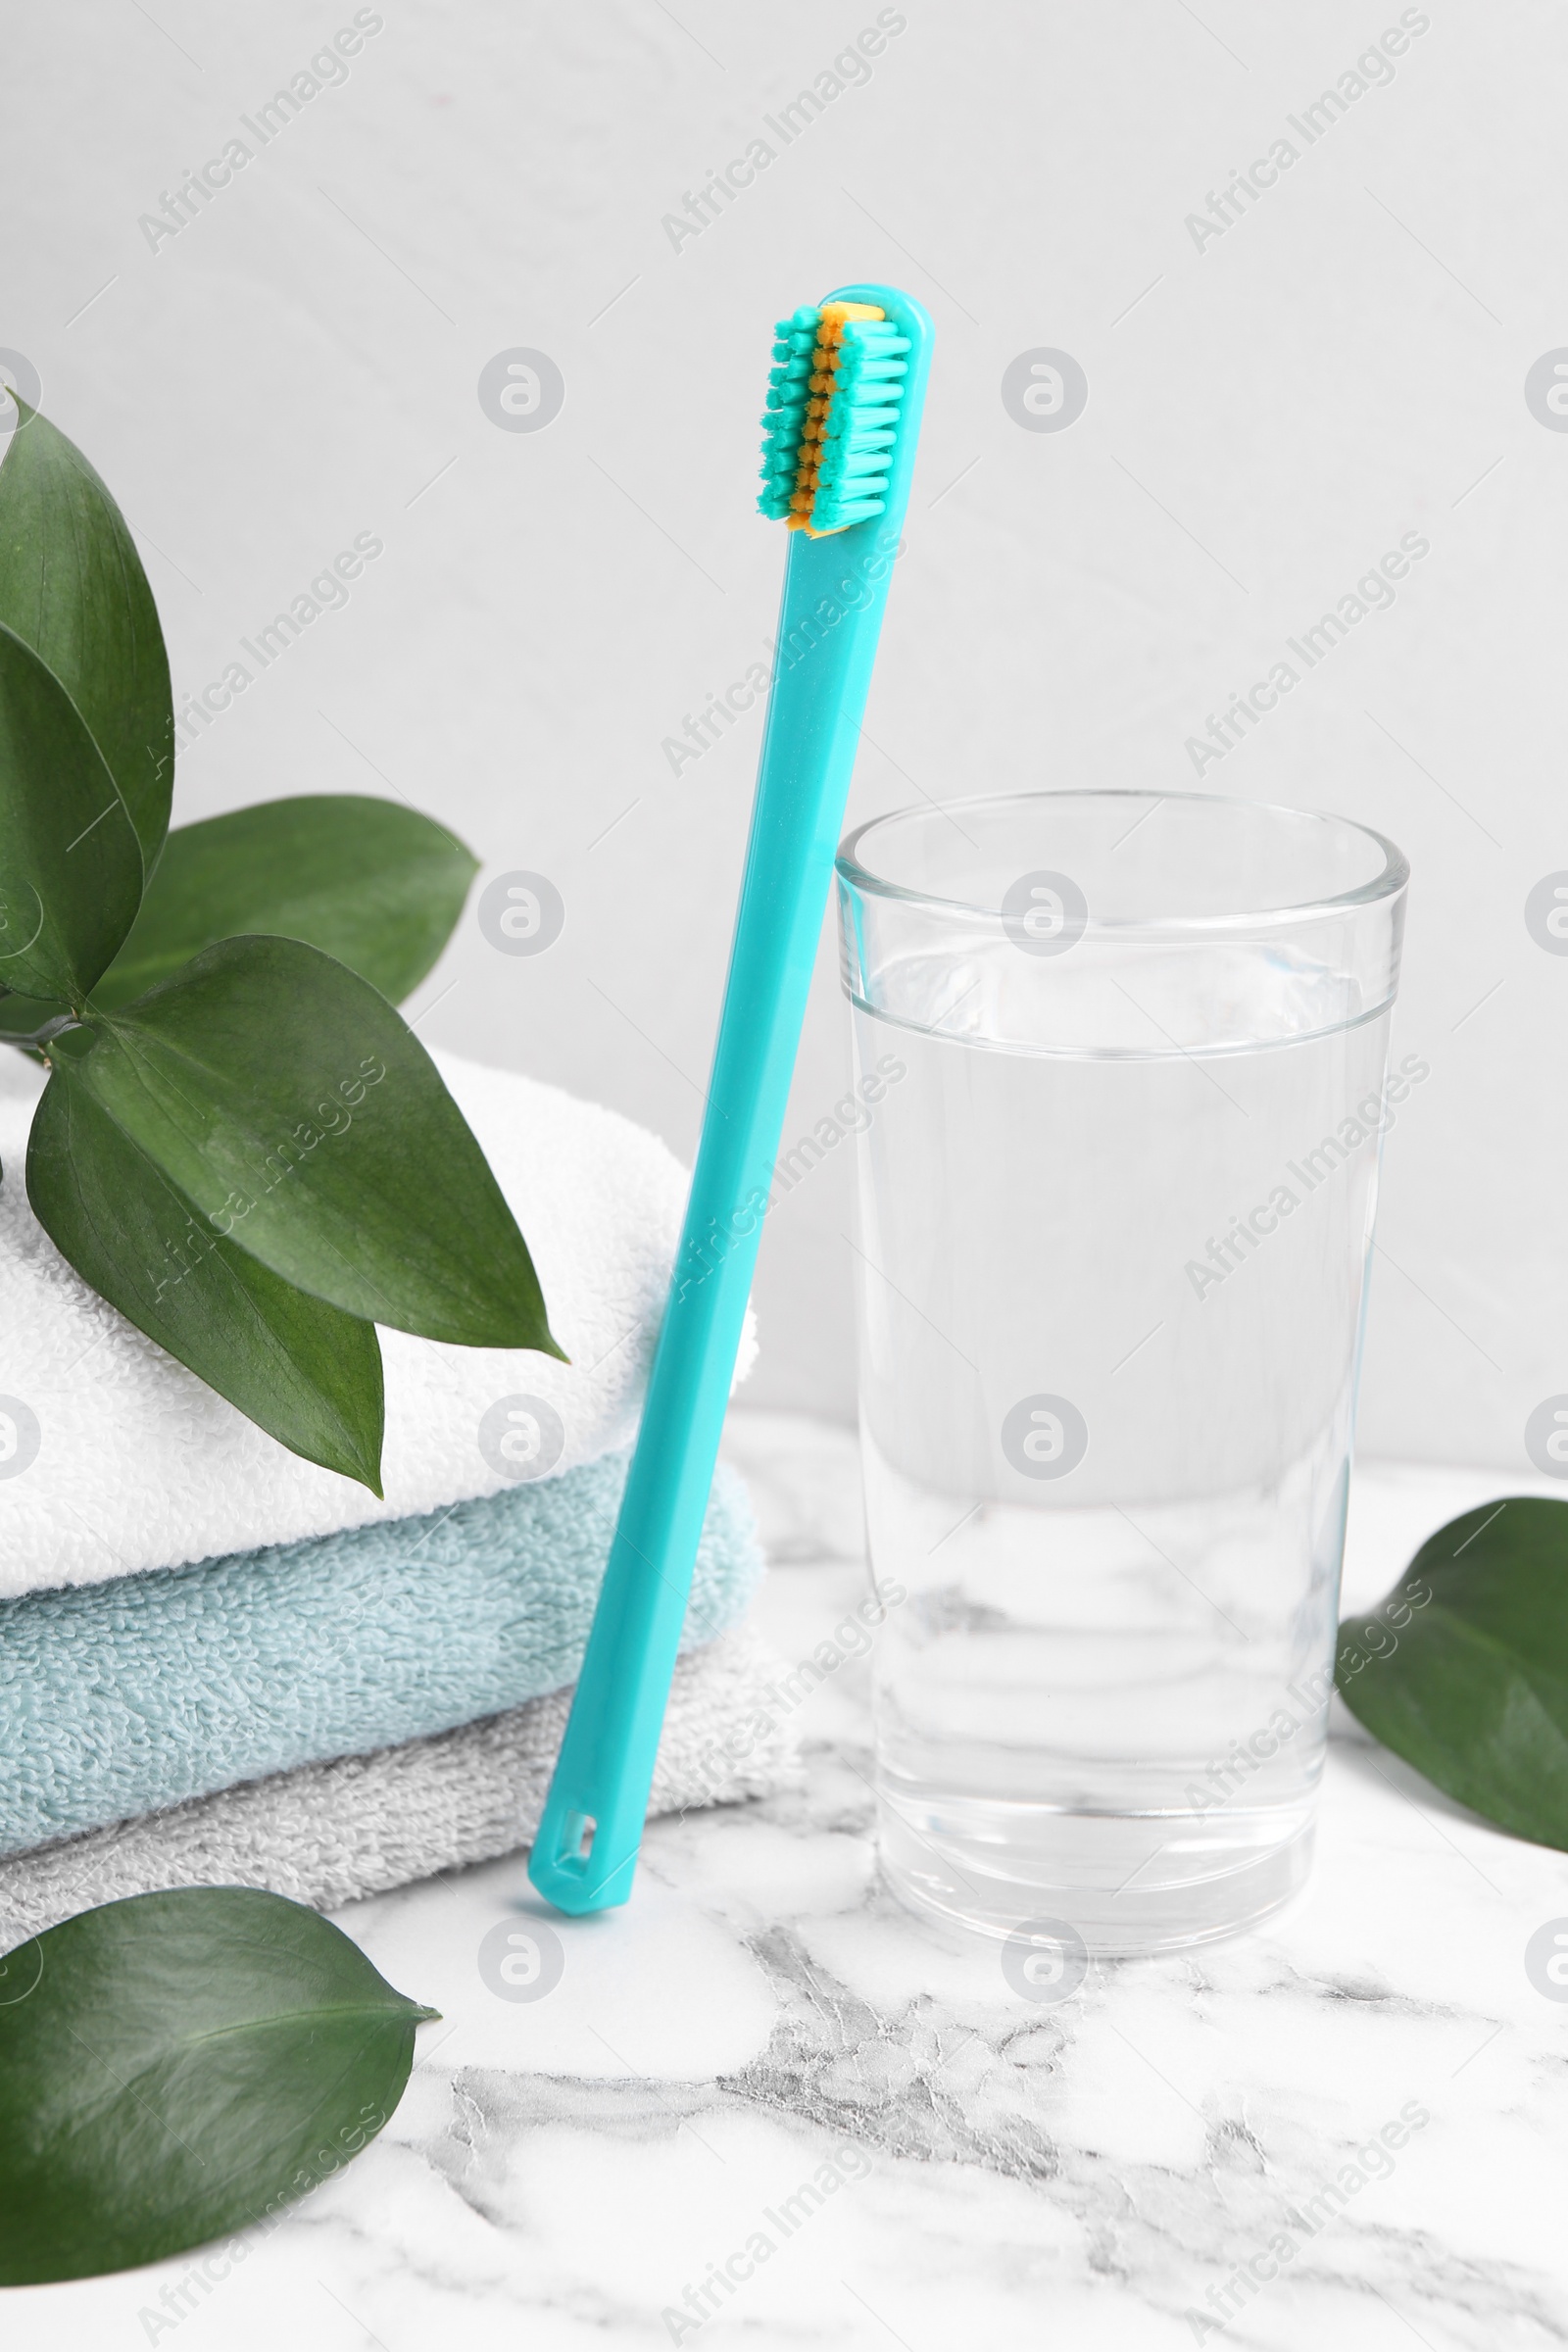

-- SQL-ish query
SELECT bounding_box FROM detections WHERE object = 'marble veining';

[6,1414,1567,2351]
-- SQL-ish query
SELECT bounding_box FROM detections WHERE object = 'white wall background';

[6,0,1564,1466]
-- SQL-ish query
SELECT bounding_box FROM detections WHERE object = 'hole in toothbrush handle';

[559,1811,597,1869]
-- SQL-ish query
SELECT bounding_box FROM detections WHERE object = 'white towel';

[0,1047,750,1596]
[0,1625,799,1941]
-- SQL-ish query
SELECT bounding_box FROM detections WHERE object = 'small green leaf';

[0,622,144,1002]
[26,1062,385,1490]
[0,1886,437,2284]
[74,935,563,1352]
[95,794,478,1010]
[0,398,174,867]
[1337,1497,1568,1849]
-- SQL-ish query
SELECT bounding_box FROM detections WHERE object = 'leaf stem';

[6,1015,82,1051]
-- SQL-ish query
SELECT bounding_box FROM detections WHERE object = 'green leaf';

[72,935,563,1352]
[0,621,144,1002]
[93,794,478,1011]
[0,988,69,1043]
[0,792,476,1039]
[26,1060,386,1491]
[1337,1497,1568,1849]
[0,398,173,868]
[0,1886,436,2284]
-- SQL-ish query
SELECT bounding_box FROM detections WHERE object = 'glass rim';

[835,787,1410,937]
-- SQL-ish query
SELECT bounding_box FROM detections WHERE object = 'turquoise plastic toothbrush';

[529,282,933,1915]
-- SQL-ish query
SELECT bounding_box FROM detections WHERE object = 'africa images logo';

[477,350,565,433]
[1002,1395,1089,1480]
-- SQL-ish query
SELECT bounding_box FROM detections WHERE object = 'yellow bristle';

[787,301,886,536]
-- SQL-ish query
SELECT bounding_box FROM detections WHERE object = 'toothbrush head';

[758,300,912,536]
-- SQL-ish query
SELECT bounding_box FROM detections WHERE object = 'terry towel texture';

[0,1046,756,1595]
[0,1446,763,1857]
[0,1626,801,1941]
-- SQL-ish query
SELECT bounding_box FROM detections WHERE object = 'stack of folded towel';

[0,1049,794,1941]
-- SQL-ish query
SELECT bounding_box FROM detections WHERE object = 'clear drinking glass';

[836,791,1409,1954]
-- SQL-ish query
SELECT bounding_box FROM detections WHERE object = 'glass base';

[876,1788,1315,1957]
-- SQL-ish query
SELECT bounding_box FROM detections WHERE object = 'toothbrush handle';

[529,288,932,1915]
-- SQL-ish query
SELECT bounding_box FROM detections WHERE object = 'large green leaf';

[92,794,478,1011]
[0,1886,436,2284]
[1337,1497,1568,1848]
[27,1058,386,1491]
[0,622,143,1002]
[0,397,173,867]
[0,792,476,1039]
[72,934,563,1352]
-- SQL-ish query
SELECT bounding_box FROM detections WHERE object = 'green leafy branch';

[0,399,561,1492]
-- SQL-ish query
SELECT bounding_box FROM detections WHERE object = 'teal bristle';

[758,308,819,522]
[757,305,909,533]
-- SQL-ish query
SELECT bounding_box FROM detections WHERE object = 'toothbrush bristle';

[758,300,910,536]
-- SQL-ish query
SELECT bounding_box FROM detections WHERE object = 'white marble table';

[9,1415,1566,2350]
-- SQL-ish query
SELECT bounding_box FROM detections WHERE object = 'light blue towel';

[0,1448,762,1856]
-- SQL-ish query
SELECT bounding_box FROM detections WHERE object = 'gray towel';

[0,1626,799,1942]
